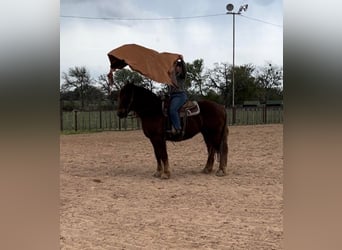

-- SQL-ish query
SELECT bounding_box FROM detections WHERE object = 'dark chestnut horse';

[117,83,228,179]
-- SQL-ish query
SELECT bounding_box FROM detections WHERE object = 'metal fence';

[60,107,283,132]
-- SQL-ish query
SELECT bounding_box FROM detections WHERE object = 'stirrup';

[174,129,182,136]
[166,127,181,135]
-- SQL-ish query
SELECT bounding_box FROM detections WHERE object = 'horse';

[117,82,228,179]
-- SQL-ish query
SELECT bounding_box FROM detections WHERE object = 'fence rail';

[60,107,283,132]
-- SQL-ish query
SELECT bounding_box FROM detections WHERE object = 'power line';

[240,14,283,27]
[60,13,282,27]
[60,13,226,21]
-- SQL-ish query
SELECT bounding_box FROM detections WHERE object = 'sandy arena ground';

[60,124,283,249]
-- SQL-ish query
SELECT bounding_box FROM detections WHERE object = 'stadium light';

[226,3,248,119]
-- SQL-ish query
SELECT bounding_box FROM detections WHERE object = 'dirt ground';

[60,124,283,249]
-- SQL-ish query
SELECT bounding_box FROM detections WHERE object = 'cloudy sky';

[60,0,283,80]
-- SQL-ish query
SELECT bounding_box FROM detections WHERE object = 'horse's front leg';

[151,137,170,179]
[152,158,163,178]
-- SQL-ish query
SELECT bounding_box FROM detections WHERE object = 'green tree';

[98,74,112,97]
[203,89,223,104]
[206,62,231,107]
[111,67,158,92]
[61,66,93,109]
[141,76,157,92]
[255,63,283,103]
[113,68,144,89]
[82,85,104,103]
[186,59,207,98]
[206,63,269,106]
[233,64,257,105]
[97,73,118,105]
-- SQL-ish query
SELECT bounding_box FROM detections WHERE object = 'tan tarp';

[107,44,183,85]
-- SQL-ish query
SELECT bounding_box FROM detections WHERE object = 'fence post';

[136,117,140,129]
[131,116,134,130]
[263,106,267,124]
[232,106,236,125]
[60,100,63,131]
[88,110,91,130]
[74,110,78,132]
[99,110,102,130]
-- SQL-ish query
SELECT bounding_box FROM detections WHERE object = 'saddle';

[162,100,200,118]
[179,100,200,117]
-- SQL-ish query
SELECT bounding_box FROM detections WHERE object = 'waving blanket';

[107,44,183,85]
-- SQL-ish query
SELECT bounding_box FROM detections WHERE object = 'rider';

[168,59,188,136]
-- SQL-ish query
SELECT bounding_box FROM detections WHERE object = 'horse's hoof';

[153,171,162,178]
[202,167,212,174]
[215,169,226,177]
[161,172,170,179]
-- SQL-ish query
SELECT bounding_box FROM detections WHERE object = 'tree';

[61,66,93,109]
[185,59,207,98]
[113,68,144,89]
[233,64,257,105]
[141,76,157,92]
[82,84,104,103]
[97,73,118,105]
[255,63,283,103]
[206,62,231,107]
[203,89,223,104]
[98,74,112,97]
[207,63,274,106]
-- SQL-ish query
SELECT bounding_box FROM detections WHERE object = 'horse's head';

[117,82,135,118]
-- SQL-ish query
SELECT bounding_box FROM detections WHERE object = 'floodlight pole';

[226,3,248,124]
[232,12,236,110]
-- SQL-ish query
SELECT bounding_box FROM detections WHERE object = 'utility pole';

[226,3,248,124]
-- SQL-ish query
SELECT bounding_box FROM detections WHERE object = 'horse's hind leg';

[216,144,228,176]
[216,127,228,177]
[202,145,215,174]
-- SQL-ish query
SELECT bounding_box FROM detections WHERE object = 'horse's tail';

[216,106,228,161]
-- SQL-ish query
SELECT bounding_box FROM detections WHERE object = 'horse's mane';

[129,83,163,117]
[132,84,159,100]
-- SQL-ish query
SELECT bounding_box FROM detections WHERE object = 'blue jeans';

[169,92,187,130]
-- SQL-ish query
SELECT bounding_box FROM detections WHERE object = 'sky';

[60,0,283,81]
